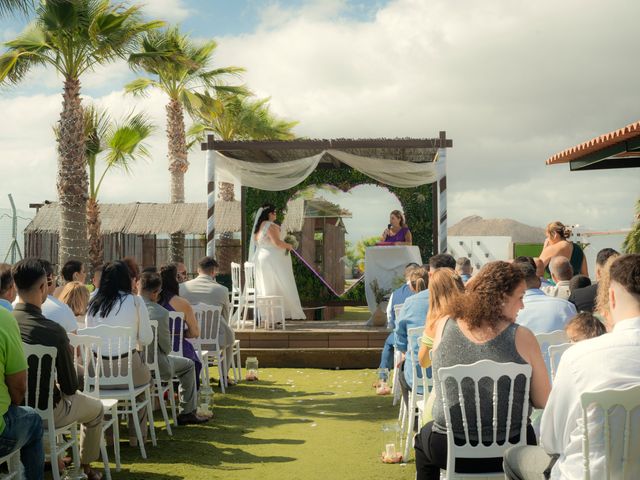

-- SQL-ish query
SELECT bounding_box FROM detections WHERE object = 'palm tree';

[83,105,154,269]
[0,0,31,16]
[623,199,640,253]
[187,90,297,271]
[126,27,244,262]
[0,0,162,268]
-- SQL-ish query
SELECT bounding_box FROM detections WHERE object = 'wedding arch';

[200,134,452,307]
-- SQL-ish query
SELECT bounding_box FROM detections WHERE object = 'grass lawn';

[113,368,415,480]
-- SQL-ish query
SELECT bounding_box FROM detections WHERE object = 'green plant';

[623,199,640,254]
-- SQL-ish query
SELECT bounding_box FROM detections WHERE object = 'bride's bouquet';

[283,234,299,255]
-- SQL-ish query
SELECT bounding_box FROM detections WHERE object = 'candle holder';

[376,368,391,395]
[245,357,259,381]
[380,423,403,463]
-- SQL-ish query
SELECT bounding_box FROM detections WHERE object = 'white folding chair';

[79,325,157,459]
[242,262,257,325]
[230,262,243,329]
[437,359,532,479]
[535,330,569,382]
[548,342,572,382]
[168,311,186,357]
[401,326,430,461]
[0,450,20,480]
[255,296,285,331]
[580,385,640,480]
[140,320,177,435]
[390,303,405,407]
[22,343,81,480]
[68,333,117,477]
[191,303,226,393]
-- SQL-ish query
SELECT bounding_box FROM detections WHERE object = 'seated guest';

[379,263,418,375]
[515,256,552,289]
[176,262,188,283]
[90,264,103,297]
[592,254,621,328]
[180,257,236,384]
[418,268,465,368]
[39,259,78,333]
[0,263,17,311]
[568,247,619,313]
[416,261,550,479]
[159,264,202,386]
[53,259,86,297]
[568,273,591,292]
[0,283,44,479]
[59,281,90,329]
[542,256,573,299]
[514,262,576,334]
[565,311,606,342]
[395,265,430,405]
[455,257,472,283]
[381,210,413,245]
[139,272,207,425]
[86,261,152,445]
[13,259,103,480]
[504,254,640,480]
[122,257,140,295]
[429,253,456,271]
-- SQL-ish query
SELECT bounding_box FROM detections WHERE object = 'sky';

[0,0,639,248]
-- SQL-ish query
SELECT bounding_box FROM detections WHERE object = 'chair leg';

[146,387,157,447]
[110,405,121,471]
[100,437,112,480]
[129,395,147,459]
[234,346,241,382]
[217,353,226,394]
[167,381,178,425]
[156,378,172,436]
[49,430,61,480]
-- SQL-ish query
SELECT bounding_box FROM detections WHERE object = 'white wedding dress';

[254,221,306,319]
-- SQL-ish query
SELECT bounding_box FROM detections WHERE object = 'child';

[565,311,606,342]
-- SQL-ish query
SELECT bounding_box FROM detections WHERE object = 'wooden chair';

[241,262,257,325]
[230,262,243,329]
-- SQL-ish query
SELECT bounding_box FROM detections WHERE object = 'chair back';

[244,262,256,295]
[548,342,572,382]
[78,325,135,389]
[580,385,640,480]
[68,333,102,397]
[438,359,532,472]
[193,303,222,347]
[168,311,186,356]
[535,330,569,380]
[231,262,242,295]
[141,319,160,373]
[407,326,426,392]
[22,343,57,421]
[393,303,404,322]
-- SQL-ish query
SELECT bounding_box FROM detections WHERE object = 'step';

[239,347,382,369]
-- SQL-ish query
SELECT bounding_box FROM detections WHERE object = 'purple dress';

[385,226,410,243]
[161,294,202,388]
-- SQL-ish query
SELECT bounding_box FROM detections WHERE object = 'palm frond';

[124,77,157,96]
[622,199,640,254]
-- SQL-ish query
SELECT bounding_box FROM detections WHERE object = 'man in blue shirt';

[0,264,16,311]
[378,263,418,374]
[455,256,472,283]
[514,262,576,333]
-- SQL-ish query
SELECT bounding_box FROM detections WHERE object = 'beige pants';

[53,392,104,465]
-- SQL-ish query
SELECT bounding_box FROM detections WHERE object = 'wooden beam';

[206,137,454,152]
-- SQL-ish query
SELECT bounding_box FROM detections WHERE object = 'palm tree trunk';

[87,197,103,270]
[57,76,89,270]
[216,180,237,274]
[167,98,189,263]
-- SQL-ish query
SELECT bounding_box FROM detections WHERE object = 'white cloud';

[139,0,191,22]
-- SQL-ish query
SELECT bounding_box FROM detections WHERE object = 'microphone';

[387,224,392,229]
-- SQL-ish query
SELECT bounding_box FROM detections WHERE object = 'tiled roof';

[545,120,640,165]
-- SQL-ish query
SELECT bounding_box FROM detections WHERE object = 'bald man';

[542,256,573,299]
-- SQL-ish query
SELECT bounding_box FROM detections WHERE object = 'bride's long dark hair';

[254,204,276,234]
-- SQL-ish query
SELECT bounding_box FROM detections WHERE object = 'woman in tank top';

[414,261,550,480]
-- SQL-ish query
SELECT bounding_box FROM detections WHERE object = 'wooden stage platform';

[235,320,390,369]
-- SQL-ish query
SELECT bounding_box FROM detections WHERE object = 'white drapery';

[210,149,439,190]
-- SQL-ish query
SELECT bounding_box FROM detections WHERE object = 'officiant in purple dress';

[381,210,413,245]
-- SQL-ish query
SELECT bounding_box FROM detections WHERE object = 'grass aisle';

[115,368,415,479]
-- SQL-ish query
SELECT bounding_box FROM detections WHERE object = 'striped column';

[437,146,447,253]
[206,150,216,257]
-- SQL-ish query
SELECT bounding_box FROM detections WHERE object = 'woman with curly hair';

[414,261,550,480]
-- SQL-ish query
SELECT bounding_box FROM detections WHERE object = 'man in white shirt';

[179,257,235,381]
[542,256,572,300]
[38,259,78,333]
[514,262,576,334]
[504,254,640,480]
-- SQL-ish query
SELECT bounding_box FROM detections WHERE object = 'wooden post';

[437,131,448,253]
[206,147,216,257]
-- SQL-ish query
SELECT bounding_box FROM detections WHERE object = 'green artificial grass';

[113,368,414,480]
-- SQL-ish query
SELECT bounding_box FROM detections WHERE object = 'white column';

[206,150,216,257]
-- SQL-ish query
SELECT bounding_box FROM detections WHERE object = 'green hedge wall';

[244,167,433,304]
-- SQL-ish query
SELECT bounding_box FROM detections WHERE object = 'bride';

[250,204,306,319]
